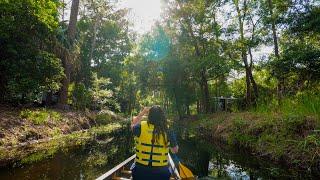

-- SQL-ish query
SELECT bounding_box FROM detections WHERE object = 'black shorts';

[131,163,171,180]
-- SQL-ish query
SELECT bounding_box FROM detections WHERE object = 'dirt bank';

[0,105,126,167]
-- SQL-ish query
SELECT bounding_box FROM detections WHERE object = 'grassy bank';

[0,105,127,167]
[180,112,320,174]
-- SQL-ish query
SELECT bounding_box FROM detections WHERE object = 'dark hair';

[148,105,168,146]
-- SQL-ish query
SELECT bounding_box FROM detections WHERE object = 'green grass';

[20,108,62,125]
[253,92,320,119]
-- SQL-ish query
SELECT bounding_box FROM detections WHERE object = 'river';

[0,124,315,179]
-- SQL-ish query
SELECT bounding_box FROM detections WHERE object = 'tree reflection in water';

[176,136,304,179]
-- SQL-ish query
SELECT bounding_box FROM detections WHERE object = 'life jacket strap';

[141,159,168,163]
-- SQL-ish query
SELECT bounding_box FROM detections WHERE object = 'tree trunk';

[197,100,200,114]
[173,87,183,120]
[244,59,252,106]
[59,59,70,107]
[200,69,210,113]
[45,91,53,106]
[235,0,252,106]
[0,67,5,103]
[186,104,190,115]
[67,0,80,40]
[248,47,258,103]
[58,0,80,107]
[62,0,65,21]
[268,0,283,104]
[89,16,99,63]
[268,0,279,59]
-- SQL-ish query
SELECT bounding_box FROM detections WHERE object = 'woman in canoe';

[131,105,179,180]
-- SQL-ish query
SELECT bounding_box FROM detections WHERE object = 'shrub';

[20,109,62,125]
[72,83,92,110]
[4,51,64,104]
[91,73,120,111]
[95,112,113,125]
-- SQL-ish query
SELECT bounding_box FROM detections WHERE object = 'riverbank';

[0,105,127,167]
[178,112,320,176]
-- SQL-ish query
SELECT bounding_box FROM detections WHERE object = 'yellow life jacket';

[135,121,169,166]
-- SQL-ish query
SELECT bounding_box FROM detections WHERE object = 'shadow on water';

[0,123,316,179]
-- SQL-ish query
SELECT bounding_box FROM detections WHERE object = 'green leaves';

[72,83,92,110]
[5,51,64,102]
[0,0,63,103]
[77,2,131,88]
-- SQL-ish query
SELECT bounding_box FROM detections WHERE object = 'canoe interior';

[96,154,181,180]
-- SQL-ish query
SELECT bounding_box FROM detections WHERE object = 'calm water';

[0,125,316,179]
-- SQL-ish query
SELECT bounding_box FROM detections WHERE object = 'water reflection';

[0,124,315,179]
[0,125,135,180]
[176,136,303,179]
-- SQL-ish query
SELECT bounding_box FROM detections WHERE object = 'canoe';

[96,154,181,180]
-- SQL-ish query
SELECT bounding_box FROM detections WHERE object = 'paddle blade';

[179,163,194,179]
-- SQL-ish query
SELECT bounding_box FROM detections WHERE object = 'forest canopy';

[0,0,319,118]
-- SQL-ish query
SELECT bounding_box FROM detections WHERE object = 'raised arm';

[131,107,150,130]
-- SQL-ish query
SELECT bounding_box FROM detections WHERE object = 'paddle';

[171,153,195,179]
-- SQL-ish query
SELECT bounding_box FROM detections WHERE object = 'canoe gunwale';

[96,154,136,180]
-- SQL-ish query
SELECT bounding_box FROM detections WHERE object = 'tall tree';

[58,0,80,107]
[161,0,233,113]
[232,0,258,106]
[267,0,282,104]
[173,0,212,113]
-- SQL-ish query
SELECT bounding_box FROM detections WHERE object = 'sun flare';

[119,0,162,34]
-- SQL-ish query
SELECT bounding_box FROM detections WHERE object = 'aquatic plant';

[21,147,58,164]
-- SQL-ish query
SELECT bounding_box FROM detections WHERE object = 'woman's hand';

[170,145,179,154]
